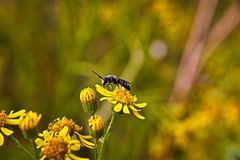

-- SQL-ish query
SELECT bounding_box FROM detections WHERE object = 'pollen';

[0,112,6,128]
[113,88,136,105]
[48,117,82,135]
[41,137,68,160]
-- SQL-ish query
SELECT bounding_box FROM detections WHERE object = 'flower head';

[0,109,26,146]
[48,117,94,149]
[88,115,105,138]
[19,111,41,132]
[80,87,98,115]
[35,129,88,160]
[48,117,82,136]
[95,84,147,119]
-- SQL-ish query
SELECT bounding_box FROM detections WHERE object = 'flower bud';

[88,115,104,138]
[80,87,98,115]
[19,111,41,139]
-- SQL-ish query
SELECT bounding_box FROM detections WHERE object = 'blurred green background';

[1,0,240,159]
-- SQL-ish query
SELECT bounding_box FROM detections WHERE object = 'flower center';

[42,137,68,160]
[48,118,82,135]
[0,112,6,128]
[113,88,136,105]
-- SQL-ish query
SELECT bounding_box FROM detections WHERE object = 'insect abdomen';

[119,80,131,91]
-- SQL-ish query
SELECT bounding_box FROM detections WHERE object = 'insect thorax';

[102,75,118,85]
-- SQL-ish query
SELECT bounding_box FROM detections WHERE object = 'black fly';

[92,71,131,91]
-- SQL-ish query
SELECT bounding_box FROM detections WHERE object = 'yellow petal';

[59,126,69,136]
[40,155,46,160]
[133,96,138,102]
[5,119,19,125]
[35,138,45,148]
[95,84,113,97]
[79,136,95,149]
[132,110,145,120]
[113,103,122,112]
[42,130,51,140]
[123,105,130,114]
[80,135,92,139]
[1,127,14,136]
[134,102,147,108]
[66,157,71,160]
[110,100,118,104]
[7,109,26,118]
[37,114,42,123]
[106,98,117,103]
[129,105,140,112]
[69,140,81,151]
[0,133,4,146]
[75,133,94,149]
[68,153,89,160]
[100,97,109,101]
[100,98,117,104]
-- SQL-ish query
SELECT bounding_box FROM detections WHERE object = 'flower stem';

[30,138,39,159]
[9,135,34,159]
[98,112,116,160]
[94,138,98,160]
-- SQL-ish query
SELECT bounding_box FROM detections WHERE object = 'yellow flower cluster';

[35,128,88,160]
[47,117,94,149]
[0,108,95,159]
[0,75,147,159]
[35,116,94,160]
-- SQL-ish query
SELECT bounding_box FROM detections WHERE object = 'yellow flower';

[88,115,105,138]
[48,117,94,149]
[35,128,88,160]
[0,109,26,146]
[95,84,147,120]
[48,117,82,135]
[19,111,41,131]
[80,87,98,115]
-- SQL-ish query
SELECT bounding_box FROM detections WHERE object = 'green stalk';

[94,138,98,160]
[9,135,34,159]
[30,138,39,159]
[98,113,116,160]
[22,128,39,159]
